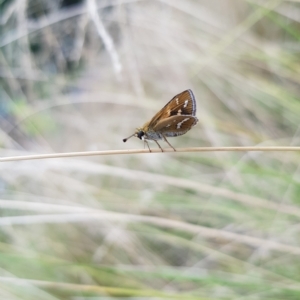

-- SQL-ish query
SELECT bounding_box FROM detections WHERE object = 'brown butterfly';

[123,89,198,152]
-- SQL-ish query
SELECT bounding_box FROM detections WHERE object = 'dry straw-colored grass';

[1,0,300,299]
[0,146,300,162]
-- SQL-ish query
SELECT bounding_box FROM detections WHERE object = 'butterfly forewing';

[147,89,196,128]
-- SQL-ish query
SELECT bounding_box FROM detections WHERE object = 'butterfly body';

[123,89,198,152]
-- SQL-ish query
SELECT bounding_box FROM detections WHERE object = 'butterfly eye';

[137,131,145,140]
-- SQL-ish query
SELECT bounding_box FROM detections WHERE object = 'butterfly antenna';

[123,133,135,143]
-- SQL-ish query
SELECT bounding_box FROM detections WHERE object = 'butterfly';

[123,89,198,152]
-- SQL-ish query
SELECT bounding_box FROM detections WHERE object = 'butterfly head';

[136,129,145,140]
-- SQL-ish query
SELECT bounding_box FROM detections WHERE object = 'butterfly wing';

[153,115,198,137]
[147,89,197,128]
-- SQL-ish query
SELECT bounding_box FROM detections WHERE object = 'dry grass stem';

[0,146,299,162]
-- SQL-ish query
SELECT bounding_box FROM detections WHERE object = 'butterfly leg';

[154,140,164,152]
[162,135,176,151]
[145,140,152,152]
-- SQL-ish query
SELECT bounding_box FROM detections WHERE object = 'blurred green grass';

[1,0,300,299]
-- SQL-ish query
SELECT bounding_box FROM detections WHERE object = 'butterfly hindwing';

[153,115,198,137]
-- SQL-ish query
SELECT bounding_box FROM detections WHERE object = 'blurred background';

[1,0,300,299]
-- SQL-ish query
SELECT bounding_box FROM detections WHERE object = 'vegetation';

[1,0,300,299]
